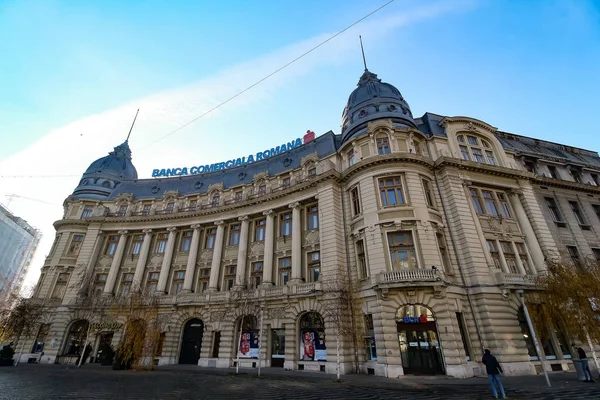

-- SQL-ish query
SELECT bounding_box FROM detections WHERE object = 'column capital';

[167,227,177,232]
[289,202,301,209]
[263,209,274,216]
[461,179,472,188]
[238,215,249,222]
[142,228,153,234]
[191,224,202,229]
[508,188,524,196]
[118,230,129,235]
[215,220,225,226]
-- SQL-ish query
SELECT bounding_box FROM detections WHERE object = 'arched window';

[63,320,89,356]
[376,134,391,155]
[396,304,435,323]
[299,312,326,361]
[457,134,497,166]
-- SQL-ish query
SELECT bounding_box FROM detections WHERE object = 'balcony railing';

[495,272,537,286]
[377,269,440,285]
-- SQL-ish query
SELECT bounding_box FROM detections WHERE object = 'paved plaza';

[0,364,598,399]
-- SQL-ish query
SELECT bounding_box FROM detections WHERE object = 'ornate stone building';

[21,67,600,378]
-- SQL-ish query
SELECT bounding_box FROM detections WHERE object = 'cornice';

[439,116,497,132]
[53,219,90,230]
[434,157,532,180]
[531,175,600,194]
[341,154,434,182]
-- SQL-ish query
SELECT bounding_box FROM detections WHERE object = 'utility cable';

[139,0,395,150]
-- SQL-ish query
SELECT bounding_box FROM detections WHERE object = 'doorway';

[179,319,204,364]
[397,305,444,375]
[271,329,285,367]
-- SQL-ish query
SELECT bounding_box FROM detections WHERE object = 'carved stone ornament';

[465,122,478,132]
[268,308,286,319]
[200,249,213,262]
[283,158,292,167]
[250,242,265,256]
[304,230,320,245]
[210,311,225,322]
[195,181,204,190]
[151,186,160,194]
[238,172,247,181]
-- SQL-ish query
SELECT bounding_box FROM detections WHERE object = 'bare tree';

[320,274,359,381]
[526,254,600,375]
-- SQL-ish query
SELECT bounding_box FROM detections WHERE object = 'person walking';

[577,347,595,382]
[482,349,507,399]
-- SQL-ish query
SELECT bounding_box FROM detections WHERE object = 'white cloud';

[0,0,476,291]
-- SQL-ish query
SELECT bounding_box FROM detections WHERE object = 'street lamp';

[515,289,551,387]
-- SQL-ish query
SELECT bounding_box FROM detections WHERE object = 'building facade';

[22,68,600,377]
[0,203,41,300]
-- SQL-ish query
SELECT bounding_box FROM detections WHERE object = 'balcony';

[495,272,537,287]
[376,268,443,288]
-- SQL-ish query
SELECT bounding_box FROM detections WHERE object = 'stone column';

[132,229,153,292]
[511,241,527,275]
[182,224,201,293]
[104,231,128,294]
[508,189,545,272]
[290,202,303,284]
[156,227,177,294]
[235,216,250,288]
[208,221,225,291]
[262,210,275,285]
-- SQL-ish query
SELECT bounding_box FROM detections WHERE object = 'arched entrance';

[299,312,326,361]
[237,315,259,359]
[396,305,444,375]
[63,320,89,356]
[179,319,204,364]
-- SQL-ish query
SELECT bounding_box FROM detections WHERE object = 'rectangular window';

[229,223,241,246]
[189,199,198,209]
[258,184,267,195]
[251,262,263,289]
[356,240,368,278]
[467,136,478,146]
[592,248,600,261]
[569,201,587,226]
[156,233,168,254]
[482,191,499,216]
[471,148,485,163]
[497,193,511,218]
[456,312,471,361]
[308,167,317,176]
[51,272,69,299]
[254,219,265,241]
[211,195,220,207]
[593,205,600,222]
[387,231,417,270]
[524,161,537,174]
[66,234,84,256]
[379,176,405,207]
[307,205,318,230]
[142,204,151,216]
[547,165,559,179]
[351,187,361,216]
[146,272,159,294]
[32,324,51,353]
[172,271,185,294]
[308,251,320,282]
[234,191,243,202]
[377,137,390,155]
[460,146,470,161]
[199,280,209,293]
[365,314,377,361]
[281,176,291,188]
[515,242,531,274]
[105,235,119,255]
[591,174,600,186]
[500,241,519,273]
[205,227,217,249]
[348,149,357,166]
[278,257,291,286]
[566,246,581,268]
[470,189,484,214]
[82,206,93,218]
[436,233,451,274]
[180,231,193,252]
[132,234,144,255]
[422,179,435,208]
[485,151,496,166]
[487,240,501,270]
[545,197,564,223]
[570,169,582,183]
[93,273,107,296]
[279,212,292,236]
[165,202,174,213]
[120,273,134,295]
[117,205,128,217]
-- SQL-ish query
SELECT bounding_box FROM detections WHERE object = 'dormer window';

[377,136,391,155]
[569,168,582,183]
[457,135,496,166]
[348,149,357,166]
[211,194,220,207]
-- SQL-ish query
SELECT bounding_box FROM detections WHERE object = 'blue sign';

[151,138,303,178]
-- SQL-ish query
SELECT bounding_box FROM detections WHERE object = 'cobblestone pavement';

[0,364,598,399]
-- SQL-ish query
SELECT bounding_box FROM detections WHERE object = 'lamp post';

[516,289,551,387]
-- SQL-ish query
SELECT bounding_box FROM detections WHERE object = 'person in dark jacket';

[482,349,507,399]
[577,347,595,382]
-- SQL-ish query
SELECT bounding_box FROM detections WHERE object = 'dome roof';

[84,141,138,180]
[72,141,137,199]
[341,69,416,143]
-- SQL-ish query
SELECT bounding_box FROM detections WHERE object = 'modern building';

[0,203,41,300]
[22,67,600,377]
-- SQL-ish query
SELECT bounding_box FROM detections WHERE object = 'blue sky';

[1,0,599,287]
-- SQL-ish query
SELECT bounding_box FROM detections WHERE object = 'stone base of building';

[500,361,537,376]
[198,358,231,369]
[445,362,481,379]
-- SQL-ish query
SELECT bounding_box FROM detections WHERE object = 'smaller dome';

[341,70,416,144]
[72,141,137,199]
[84,141,137,180]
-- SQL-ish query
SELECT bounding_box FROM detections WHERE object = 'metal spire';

[126,108,140,142]
[359,35,368,71]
